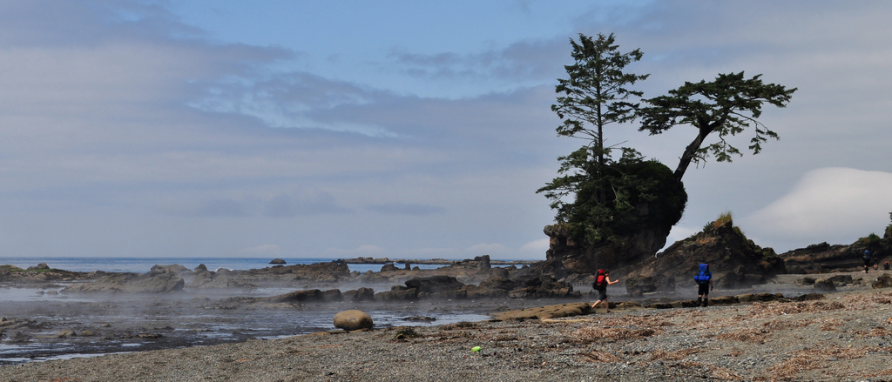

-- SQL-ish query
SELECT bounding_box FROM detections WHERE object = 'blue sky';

[1,0,891,259]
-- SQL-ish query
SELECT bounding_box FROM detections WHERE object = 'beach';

[2,272,892,381]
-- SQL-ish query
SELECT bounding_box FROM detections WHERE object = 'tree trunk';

[674,130,708,181]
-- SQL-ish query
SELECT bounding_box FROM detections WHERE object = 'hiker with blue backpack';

[590,269,620,313]
[694,263,713,307]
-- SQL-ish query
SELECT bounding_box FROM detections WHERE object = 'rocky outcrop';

[343,287,375,301]
[623,217,785,295]
[239,260,351,283]
[190,268,256,289]
[538,161,687,277]
[62,272,185,294]
[781,225,892,273]
[405,276,466,298]
[150,264,189,275]
[781,243,859,273]
[269,258,287,265]
[0,264,89,283]
[333,310,373,331]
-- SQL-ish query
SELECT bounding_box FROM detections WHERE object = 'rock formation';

[538,161,687,277]
[623,216,785,295]
[62,272,185,294]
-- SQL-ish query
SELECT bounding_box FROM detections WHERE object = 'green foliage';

[540,33,686,247]
[539,149,686,246]
[552,33,648,147]
[639,72,796,180]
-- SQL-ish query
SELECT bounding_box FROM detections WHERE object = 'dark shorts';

[698,283,709,295]
[596,287,607,300]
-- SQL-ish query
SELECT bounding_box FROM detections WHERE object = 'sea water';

[0,256,506,364]
[0,257,454,274]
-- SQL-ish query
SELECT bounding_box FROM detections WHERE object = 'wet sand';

[2,270,892,381]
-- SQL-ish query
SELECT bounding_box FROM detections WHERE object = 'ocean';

[0,256,448,274]
[0,256,514,364]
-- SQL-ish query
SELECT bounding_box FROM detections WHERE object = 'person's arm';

[607,276,620,285]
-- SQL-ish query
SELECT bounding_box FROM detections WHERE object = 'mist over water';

[0,257,449,273]
[0,257,512,364]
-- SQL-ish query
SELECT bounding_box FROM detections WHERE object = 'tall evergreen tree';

[538,33,649,241]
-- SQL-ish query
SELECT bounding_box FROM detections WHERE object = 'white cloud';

[744,167,892,247]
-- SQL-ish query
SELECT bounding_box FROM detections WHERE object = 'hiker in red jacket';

[590,269,620,313]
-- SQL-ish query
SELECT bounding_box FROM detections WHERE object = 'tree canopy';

[639,72,796,180]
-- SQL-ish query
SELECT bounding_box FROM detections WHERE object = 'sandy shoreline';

[3,271,892,381]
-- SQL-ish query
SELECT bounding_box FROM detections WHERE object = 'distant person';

[590,269,620,313]
[863,249,874,273]
[694,263,713,307]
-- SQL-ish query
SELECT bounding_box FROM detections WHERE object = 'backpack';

[593,269,608,289]
[694,263,711,284]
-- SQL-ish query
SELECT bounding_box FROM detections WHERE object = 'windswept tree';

[639,72,796,180]
[538,33,651,244]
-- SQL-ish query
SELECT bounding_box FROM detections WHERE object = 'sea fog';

[0,257,516,364]
[0,257,823,365]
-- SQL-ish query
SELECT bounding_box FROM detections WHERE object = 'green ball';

[471,346,482,352]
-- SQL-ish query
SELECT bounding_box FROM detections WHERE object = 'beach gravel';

[3,286,892,381]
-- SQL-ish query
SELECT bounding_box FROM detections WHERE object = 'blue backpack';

[694,263,711,284]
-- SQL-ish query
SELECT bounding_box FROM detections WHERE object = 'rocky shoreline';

[2,269,892,381]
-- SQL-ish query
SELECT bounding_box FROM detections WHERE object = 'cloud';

[365,203,445,216]
[744,167,892,247]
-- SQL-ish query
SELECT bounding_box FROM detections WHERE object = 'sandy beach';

[2,271,892,381]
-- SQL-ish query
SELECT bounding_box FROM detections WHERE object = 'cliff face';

[541,223,671,278]
[622,218,785,295]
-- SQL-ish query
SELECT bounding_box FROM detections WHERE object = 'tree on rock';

[639,72,796,181]
[538,33,660,246]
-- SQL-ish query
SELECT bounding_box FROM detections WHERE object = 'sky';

[1,0,891,260]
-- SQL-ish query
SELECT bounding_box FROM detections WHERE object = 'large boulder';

[333,310,373,331]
